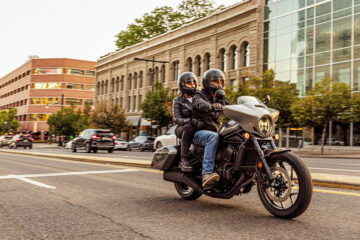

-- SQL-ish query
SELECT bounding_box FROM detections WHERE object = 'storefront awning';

[126,116,141,126]
[140,118,151,126]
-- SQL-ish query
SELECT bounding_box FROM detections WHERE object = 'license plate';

[24,140,28,142]
[102,137,111,141]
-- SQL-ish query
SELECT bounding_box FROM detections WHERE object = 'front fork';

[253,138,274,182]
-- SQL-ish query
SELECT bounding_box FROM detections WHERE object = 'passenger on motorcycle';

[172,72,200,172]
[192,68,231,188]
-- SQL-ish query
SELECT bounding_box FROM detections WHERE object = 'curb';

[1,149,360,190]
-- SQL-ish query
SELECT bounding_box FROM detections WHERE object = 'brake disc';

[265,166,292,203]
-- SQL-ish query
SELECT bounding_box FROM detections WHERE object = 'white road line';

[309,167,360,173]
[13,176,56,189]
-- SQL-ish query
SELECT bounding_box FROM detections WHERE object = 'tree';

[115,0,223,50]
[89,102,128,136]
[0,108,20,134]
[141,82,175,135]
[47,105,85,137]
[291,78,353,154]
[226,69,299,128]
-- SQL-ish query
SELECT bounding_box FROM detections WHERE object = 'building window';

[68,69,84,75]
[120,75,124,91]
[149,68,154,86]
[128,74,132,90]
[31,98,60,105]
[105,80,108,94]
[139,71,143,88]
[161,65,166,83]
[65,98,82,105]
[240,42,250,67]
[138,95,142,110]
[30,114,50,121]
[230,46,238,70]
[133,72,138,89]
[219,49,226,71]
[66,83,83,90]
[97,82,100,95]
[173,61,179,81]
[204,53,211,71]
[111,78,115,93]
[33,68,62,74]
[32,82,61,89]
[155,67,159,82]
[128,96,131,112]
[187,58,193,72]
[86,70,95,76]
[195,56,201,76]
[133,95,137,112]
[84,85,95,91]
[120,97,123,108]
[101,81,104,95]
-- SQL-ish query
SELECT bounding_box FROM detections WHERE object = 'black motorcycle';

[151,95,312,219]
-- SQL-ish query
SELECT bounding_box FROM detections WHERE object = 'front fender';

[265,148,291,158]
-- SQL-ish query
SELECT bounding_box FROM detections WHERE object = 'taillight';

[112,136,116,140]
[91,135,100,140]
[30,138,34,142]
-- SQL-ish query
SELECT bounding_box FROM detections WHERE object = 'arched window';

[240,42,250,67]
[173,61,179,81]
[105,80,108,94]
[149,68,153,86]
[230,45,238,70]
[115,77,120,92]
[101,81,104,95]
[195,55,201,76]
[187,57,193,72]
[161,65,166,83]
[111,78,115,93]
[120,75,124,91]
[128,74,132,90]
[154,67,159,82]
[97,82,101,95]
[219,49,226,72]
[139,71,143,87]
[133,72,138,89]
[204,53,211,71]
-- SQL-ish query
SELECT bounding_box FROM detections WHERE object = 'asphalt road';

[0,153,359,239]
[9,145,360,177]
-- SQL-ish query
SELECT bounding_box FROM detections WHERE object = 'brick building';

[0,58,96,140]
[96,0,264,137]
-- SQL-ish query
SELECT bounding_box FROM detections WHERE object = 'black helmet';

[202,69,225,94]
[178,72,198,96]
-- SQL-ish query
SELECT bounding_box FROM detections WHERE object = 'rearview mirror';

[264,95,271,105]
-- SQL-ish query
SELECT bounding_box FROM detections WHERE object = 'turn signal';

[258,162,263,168]
[274,134,280,140]
[244,132,250,139]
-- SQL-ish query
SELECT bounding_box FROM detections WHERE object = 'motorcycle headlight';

[258,116,273,137]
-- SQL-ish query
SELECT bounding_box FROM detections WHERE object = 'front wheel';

[108,148,113,153]
[174,183,202,200]
[257,152,313,219]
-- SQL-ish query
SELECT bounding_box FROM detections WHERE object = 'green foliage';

[47,105,86,137]
[115,0,223,50]
[0,108,20,134]
[141,82,175,132]
[226,69,299,128]
[89,102,128,135]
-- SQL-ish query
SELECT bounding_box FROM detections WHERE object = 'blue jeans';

[193,130,219,175]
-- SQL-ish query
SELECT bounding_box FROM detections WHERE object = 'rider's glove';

[208,103,223,111]
[191,118,204,128]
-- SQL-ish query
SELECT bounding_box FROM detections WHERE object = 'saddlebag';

[151,146,180,171]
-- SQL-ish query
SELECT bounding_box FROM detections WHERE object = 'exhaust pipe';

[164,171,203,193]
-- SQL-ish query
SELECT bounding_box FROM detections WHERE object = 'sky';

[0,0,241,78]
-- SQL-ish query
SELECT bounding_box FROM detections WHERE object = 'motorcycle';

[151,94,312,219]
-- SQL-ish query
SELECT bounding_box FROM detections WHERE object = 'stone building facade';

[96,0,265,136]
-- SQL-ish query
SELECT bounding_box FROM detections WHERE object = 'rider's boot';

[202,172,220,189]
[180,156,193,172]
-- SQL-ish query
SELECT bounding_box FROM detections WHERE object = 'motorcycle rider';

[172,72,201,172]
[192,68,231,188]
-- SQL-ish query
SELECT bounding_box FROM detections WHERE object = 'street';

[0,152,359,239]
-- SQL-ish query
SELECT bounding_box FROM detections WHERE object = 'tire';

[93,149,98,153]
[108,148,114,153]
[156,142,163,150]
[174,183,202,200]
[85,143,91,153]
[139,145,144,152]
[257,152,313,219]
[14,145,17,149]
[72,144,77,152]
[127,146,132,151]
[29,145,32,149]
[24,147,26,149]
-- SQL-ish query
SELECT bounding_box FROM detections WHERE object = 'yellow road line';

[313,188,360,197]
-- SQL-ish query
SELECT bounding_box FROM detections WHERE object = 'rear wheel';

[139,145,144,152]
[174,183,202,200]
[29,145,32,149]
[257,152,313,219]
[93,149,98,153]
[85,143,91,153]
[108,148,114,153]
[72,144,77,152]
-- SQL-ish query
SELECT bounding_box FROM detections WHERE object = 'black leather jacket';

[192,89,231,132]
[172,93,193,126]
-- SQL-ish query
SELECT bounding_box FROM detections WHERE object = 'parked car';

[64,139,75,149]
[114,138,128,151]
[317,138,345,146]
[72,129,115,153]
[154,126,177,150]
[0,135,13,148]
[8,134,33,149]
[127,136,155,151]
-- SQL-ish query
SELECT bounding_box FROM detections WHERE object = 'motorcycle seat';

[190,143,204,155]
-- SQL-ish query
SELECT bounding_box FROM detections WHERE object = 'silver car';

[114,138,128,150]
[154,126,177,150]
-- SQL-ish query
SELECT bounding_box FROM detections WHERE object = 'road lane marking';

[313,188,360,197]
[309,167,360,173]
[12,176,56,189]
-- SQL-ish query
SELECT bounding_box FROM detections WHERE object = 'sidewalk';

[1,148,359,190]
